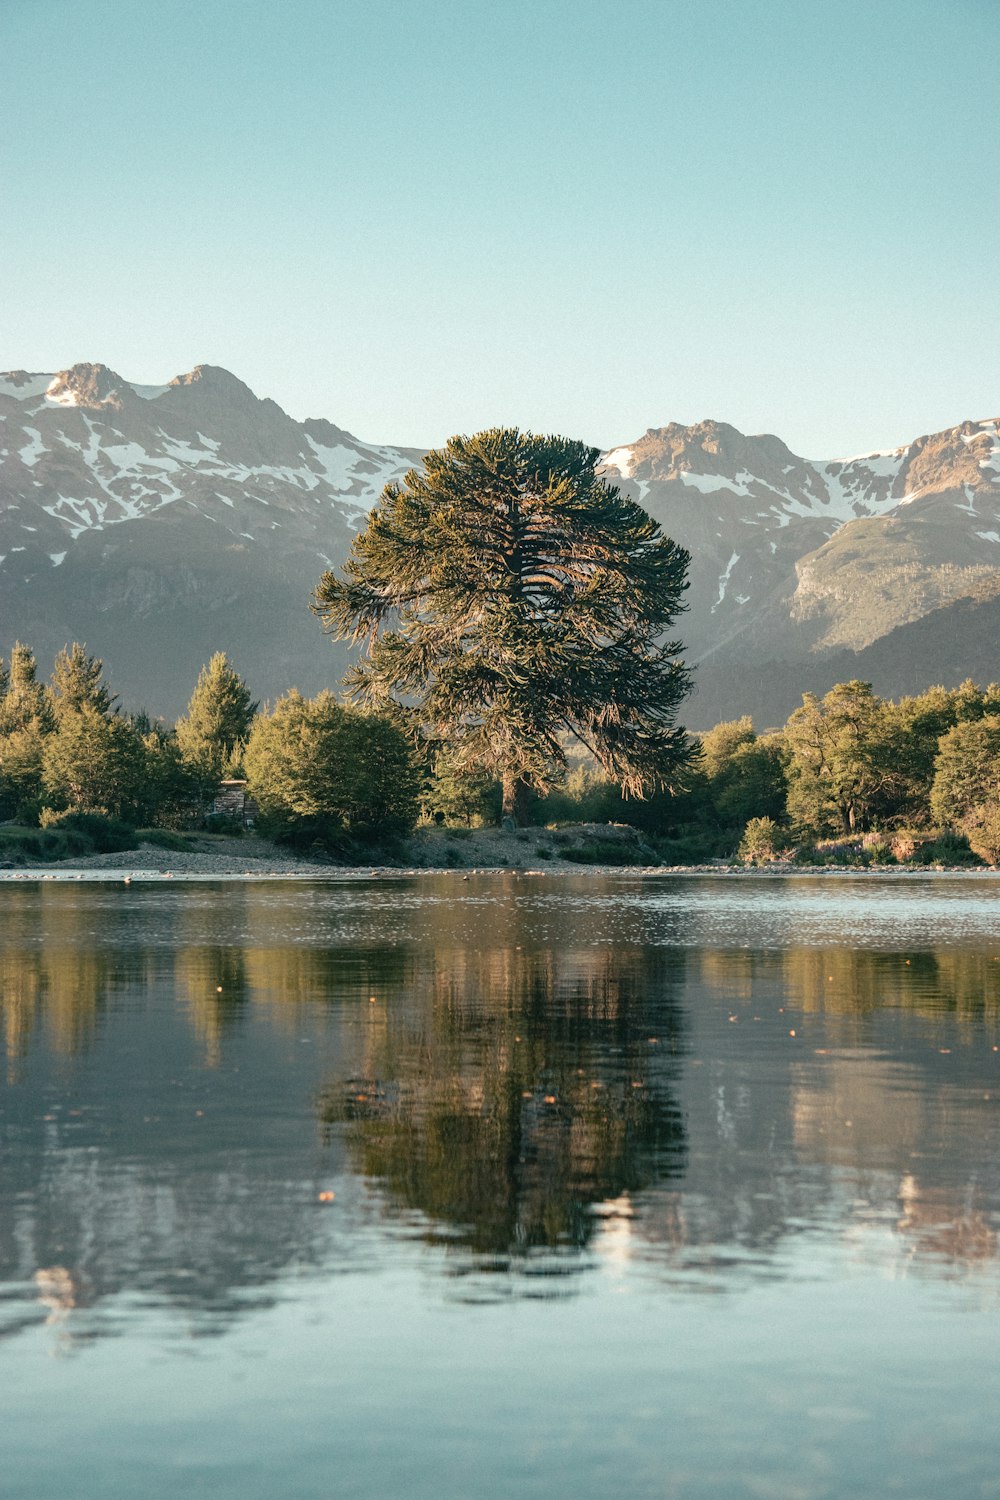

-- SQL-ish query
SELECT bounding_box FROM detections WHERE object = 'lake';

[2,872,999,1498]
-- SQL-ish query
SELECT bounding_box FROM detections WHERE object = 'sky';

[1,0,997,456]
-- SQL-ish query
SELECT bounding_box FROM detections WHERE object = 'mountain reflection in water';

[0,874,999,1349]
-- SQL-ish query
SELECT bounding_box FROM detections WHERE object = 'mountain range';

[1,361,998,725]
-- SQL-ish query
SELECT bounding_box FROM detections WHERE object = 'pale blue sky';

[2,0,997,455]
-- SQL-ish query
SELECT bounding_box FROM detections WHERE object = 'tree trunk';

[501,773,531,827]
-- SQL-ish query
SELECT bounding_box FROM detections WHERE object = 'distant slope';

[688,586,1000,729]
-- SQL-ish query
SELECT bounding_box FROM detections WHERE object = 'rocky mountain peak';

[168,364,258,400]
[45,362,135,410]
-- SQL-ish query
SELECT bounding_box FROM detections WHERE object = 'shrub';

[910,830,983,867]
[960,803,1000,865]
[38,809,138,853]
[139,828,190,851]
[562,836,651,866]
[738,816,779,865]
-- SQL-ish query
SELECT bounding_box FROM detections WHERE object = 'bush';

[37,809,138,853]
[910,830,984,867]
[200,812,245,837]
[562,836,652,867]
[651,828,729,864]
[960,804,1000,865]
[139,828,190,851]
[738,816,779,865]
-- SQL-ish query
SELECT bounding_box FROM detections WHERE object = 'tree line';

[539,677,1000,866]
[0,643,420,855]
[2,638,1000,864]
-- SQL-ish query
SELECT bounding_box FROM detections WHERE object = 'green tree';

[175,653,257,790]
[0,642,52,737]
[0,727,45,820]
[738,815,779,865]
[49,642,117,721]
[930,716,1000,827]
[699,717,787,829]
[244,690,420,843]
[783,681,904,836]
[0,643,53,817]
[313,428,692,824]
[41,707,148,821]
[139,728,204,828]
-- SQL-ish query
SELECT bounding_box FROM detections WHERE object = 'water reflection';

[0,876,999,1349]
[318,946,687,1266]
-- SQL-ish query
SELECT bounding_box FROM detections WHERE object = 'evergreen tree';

[42,706,148,821]
[175,653,257,789]
[49,642,117,720]
[313,428,691,823]
[0,642,52,737]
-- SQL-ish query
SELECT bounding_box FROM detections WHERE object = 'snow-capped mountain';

[599,417,1000,720]
[1,361,998,721]
[0,363,423,713]
[0,362,418,554]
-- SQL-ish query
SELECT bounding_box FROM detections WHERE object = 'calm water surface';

[1,873,999,1498]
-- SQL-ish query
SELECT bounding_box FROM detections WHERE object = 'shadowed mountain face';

[2,364,998,719]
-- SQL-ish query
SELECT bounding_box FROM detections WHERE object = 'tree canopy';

[49,643,117,721]
[313,427,692,821]
[244,690,420,844]
[175,652,257,788]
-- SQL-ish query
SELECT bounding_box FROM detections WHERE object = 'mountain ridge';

[2,361,997,721]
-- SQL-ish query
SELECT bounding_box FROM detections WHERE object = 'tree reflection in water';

[318,945,688,1268]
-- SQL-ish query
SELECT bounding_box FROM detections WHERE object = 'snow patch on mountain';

[712,552,739,613]
[601,446,634,478]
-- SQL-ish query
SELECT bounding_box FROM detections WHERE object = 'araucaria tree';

[313,428,692,823]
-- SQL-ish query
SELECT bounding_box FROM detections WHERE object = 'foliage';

[783,681,907,836]
[0,643,52,737]
[960,804,1000,865]
[140,728,204,828]
[423,751,500,826]
[561,836,652,866]
[700,719,788,829]
[908,829,983,867]
[738,816,779,865]
[49,643,117,721]
[37,809,138,853]
[139,828,192,851]
[314,427,692,822]
[0,727,45,821]
[244,689,420,845]
[930,716,1000,826]
[175,652,257,789]
[41,706,148,821]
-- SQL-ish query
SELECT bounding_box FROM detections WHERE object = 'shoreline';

[1,859,997,884]
[2,825,996,884]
